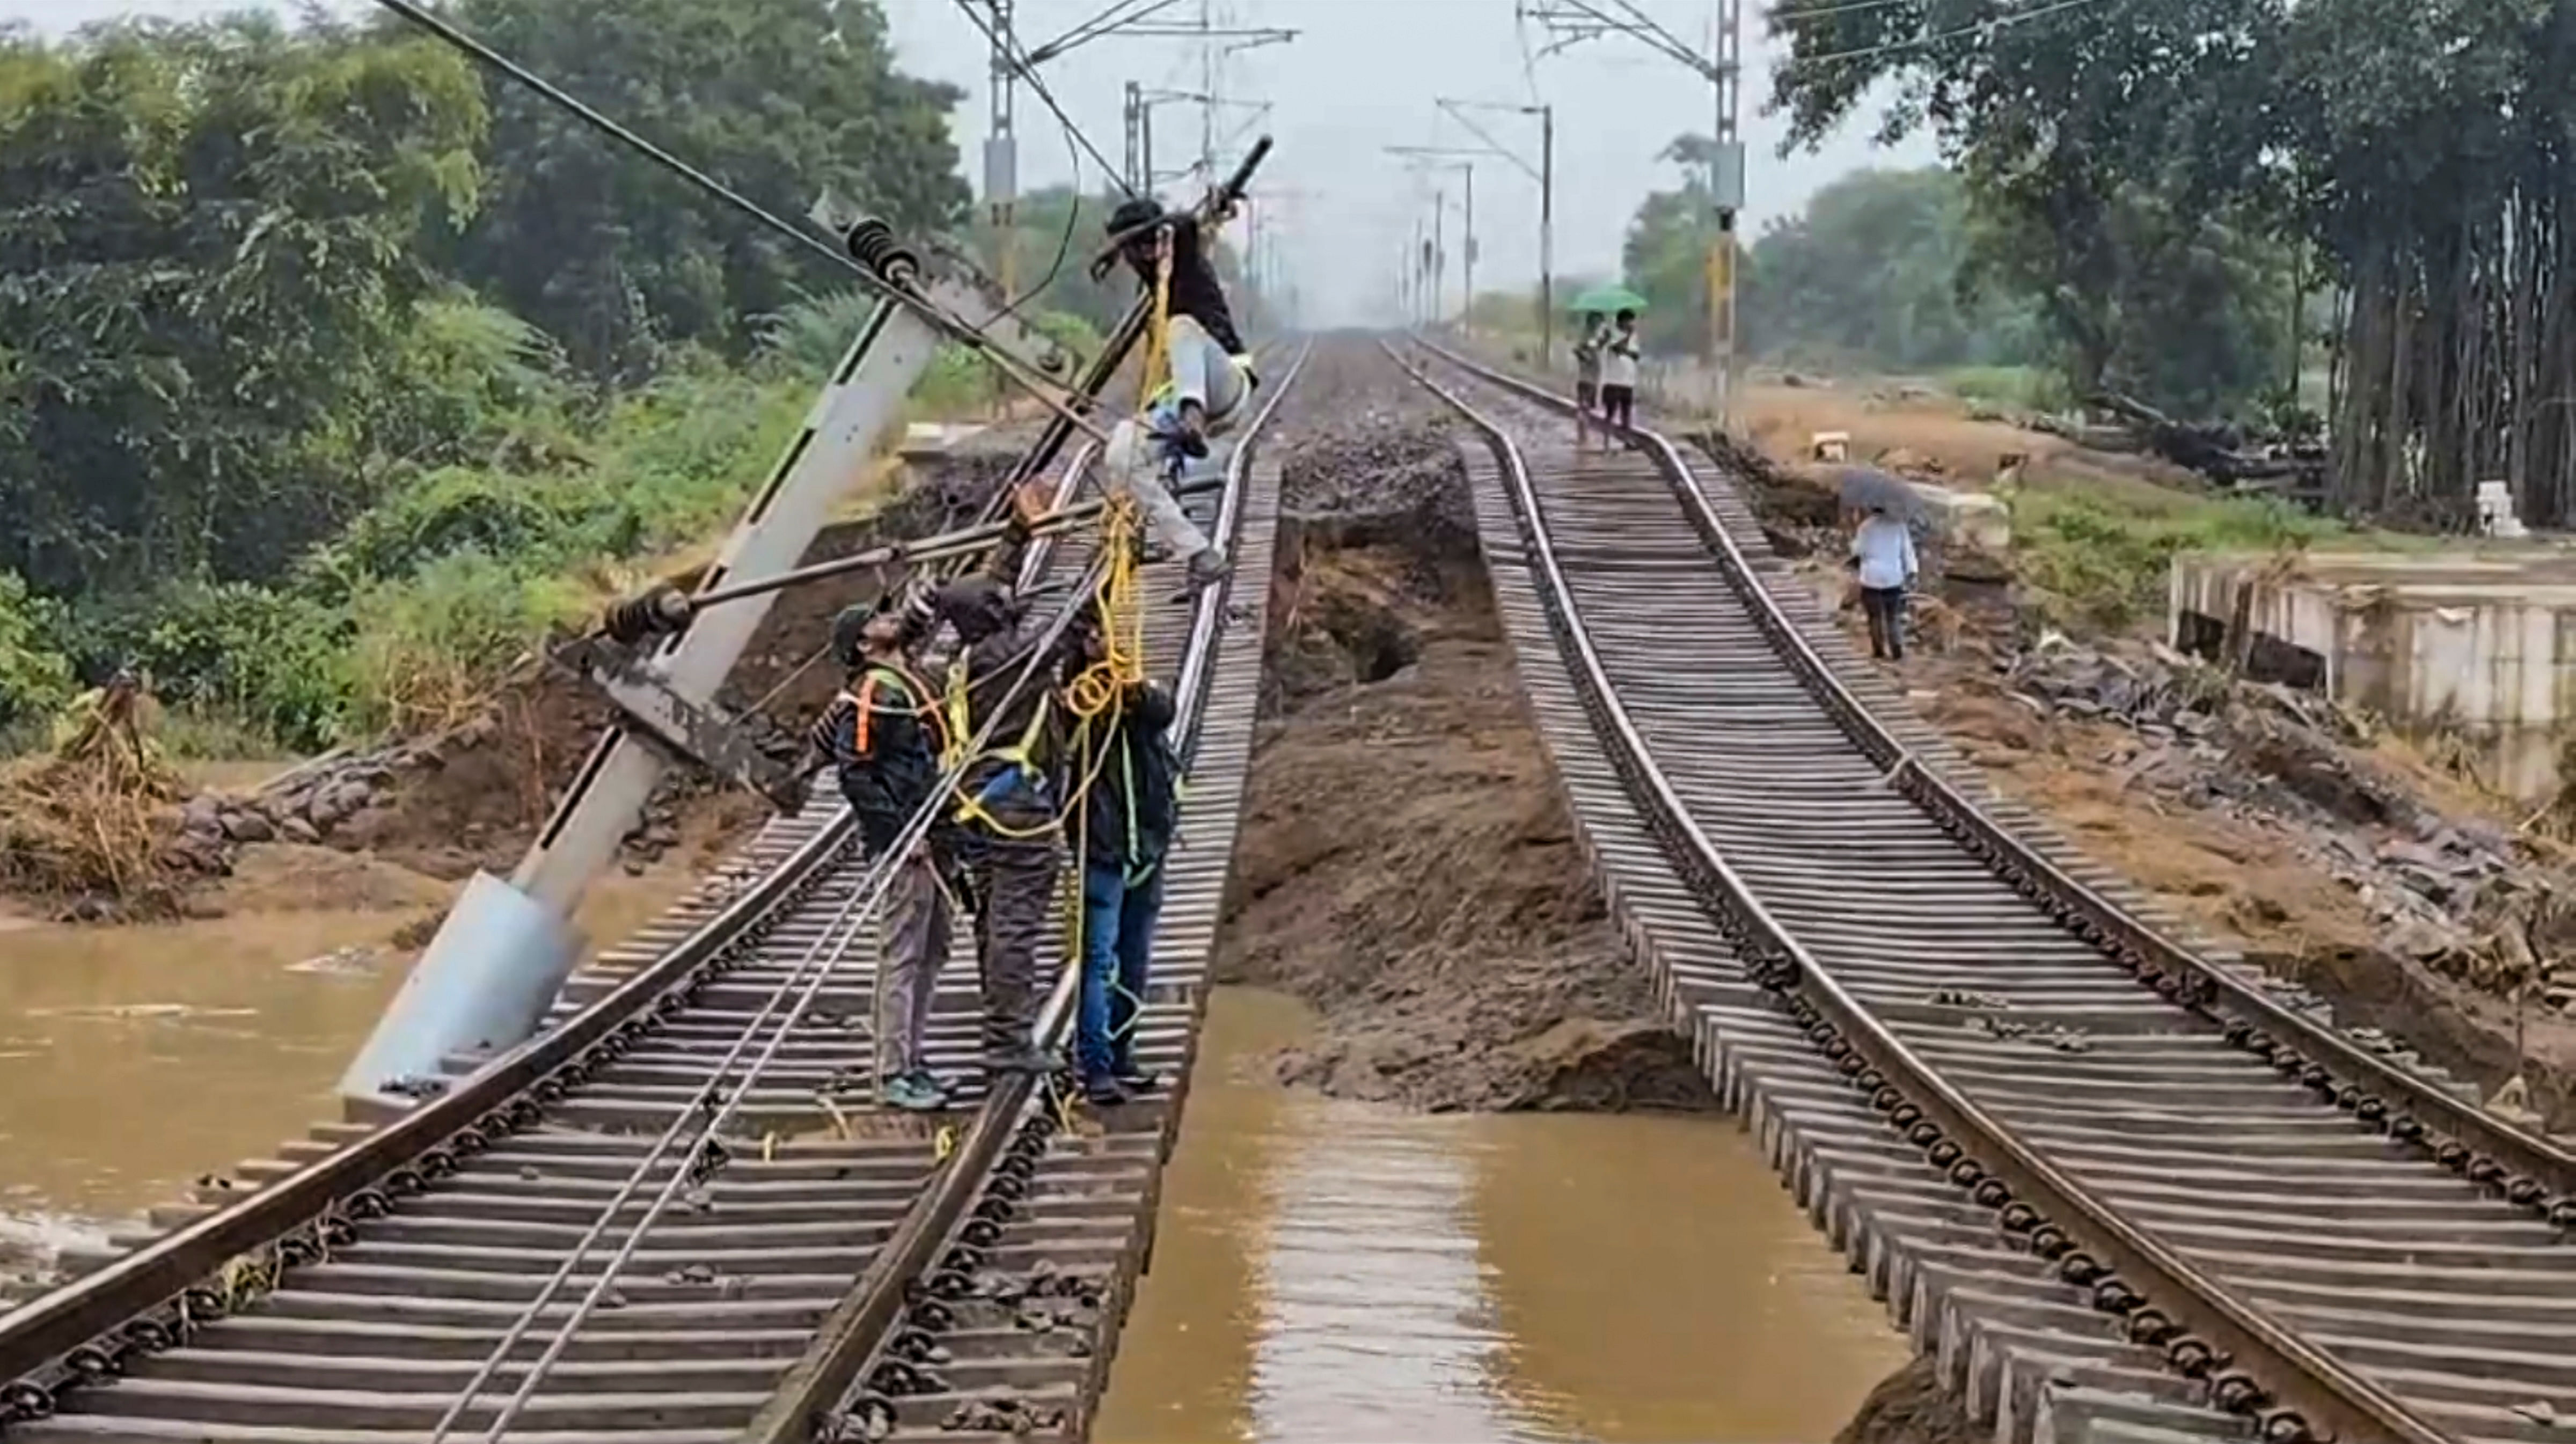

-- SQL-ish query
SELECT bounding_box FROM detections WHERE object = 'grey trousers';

[872,851,953,1082]
[963,832,1060,1050]
[1100,316,1247,562]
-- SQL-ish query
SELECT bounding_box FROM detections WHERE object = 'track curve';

[1394,335,2576,1444]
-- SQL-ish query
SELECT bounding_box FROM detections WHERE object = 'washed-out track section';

[1396,338,2576,1444]
[0,347,1300,1444]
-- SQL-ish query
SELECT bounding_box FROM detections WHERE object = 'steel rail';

[740,338,1313,1444]
[434,552,1120,1441]
[1389,339,2449,1444]
[0,798,863,1416]
[1409,337,2576,1216]
[0,324,1166,1434]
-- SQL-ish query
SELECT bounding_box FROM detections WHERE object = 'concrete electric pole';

[1433,99,1556,364]
[1387,148,1480,335]
[1519,0,1747,420]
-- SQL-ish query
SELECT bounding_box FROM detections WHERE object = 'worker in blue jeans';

[1070,661,1181,1106]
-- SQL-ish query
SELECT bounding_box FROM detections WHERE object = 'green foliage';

[0,571,74,732]
[346,551,582,737]
[445,0,969,380]
[2009,489,2350,631]
[1740,168,2044,373]
[131,584,350,750]
[1944,365,2074,415]
[0,17,489,599]
[0,2,996,757]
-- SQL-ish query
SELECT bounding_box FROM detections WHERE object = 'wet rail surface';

[1392,337,2576,1444]
[0,343,1306,1444]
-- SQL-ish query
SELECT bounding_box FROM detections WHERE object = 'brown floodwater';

[0,860,697,1277]
[1,891,1903,1436]
[1096,990,1907,1444]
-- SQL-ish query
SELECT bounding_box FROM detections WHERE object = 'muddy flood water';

[0,867,687,1276]
[0,905,1904,1437]
[1098,991,1905,1443]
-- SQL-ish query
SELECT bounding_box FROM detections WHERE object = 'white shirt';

[1851,515,1917,590]
[1600,331,1640,388]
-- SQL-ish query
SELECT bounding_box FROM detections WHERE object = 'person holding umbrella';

[1841,469,1921,662]
[1569,286,1648,446]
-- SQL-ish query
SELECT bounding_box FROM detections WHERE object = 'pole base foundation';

[336,872,580,1109]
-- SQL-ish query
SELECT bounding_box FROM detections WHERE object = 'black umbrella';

[1833,465,1921,519]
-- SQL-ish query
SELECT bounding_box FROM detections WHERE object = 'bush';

[101,582,352,751]
[1946,365,2074,415]
[346,550,583,737]
[2010,489,2347,631]
[0,571,74,734]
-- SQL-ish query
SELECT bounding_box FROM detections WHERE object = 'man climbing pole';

[808,588,959,1112]
[1092,195,1257,594]
[1066,636,1181,1106]
[928,483,1097,1077]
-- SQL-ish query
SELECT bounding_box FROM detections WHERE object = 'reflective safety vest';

[844,662,945,759]
[942,654,1057,824]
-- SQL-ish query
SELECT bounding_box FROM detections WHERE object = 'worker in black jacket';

[808,589,957,1111]
[1066,651,1181,1106]
[1093,196,1257,592]
[930,485,1095,1076]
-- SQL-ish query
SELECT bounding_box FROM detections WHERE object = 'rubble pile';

[2000,632,2568,1004]
[1280,409,1477,543]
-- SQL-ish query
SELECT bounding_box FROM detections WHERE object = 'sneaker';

[880,1071,948,1112]
[1081,1073,1132,1107]
[1110,1058,1162,1091]
[1170,549,1232,600]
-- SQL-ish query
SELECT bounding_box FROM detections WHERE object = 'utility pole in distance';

[1436,97,1555,367]
[1387,148,1478,336]
[1519,0,1746,420]
[983,0,1018,307]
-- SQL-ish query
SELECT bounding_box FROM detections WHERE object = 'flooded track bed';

[1396,336,2576,1444]
[1097,989,1902,1444]
[0,339,1300,1443]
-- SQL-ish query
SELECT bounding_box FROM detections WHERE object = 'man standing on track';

[930,485,1094,1077]
[1093,196,1258,594]
[1066,646,1181,1108]
[1849,501,1919,662]
[1571,313,1607,452]
[809,591,957,1112]
[1597,309,1641,439]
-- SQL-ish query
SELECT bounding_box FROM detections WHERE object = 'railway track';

[1393,336,2576,1444]
[0,342,1305,1444]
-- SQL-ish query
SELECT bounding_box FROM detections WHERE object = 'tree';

[1767,0,2297,419]
[0,17,488,598]
[1737,166,2041,372]
[445,0,968,380]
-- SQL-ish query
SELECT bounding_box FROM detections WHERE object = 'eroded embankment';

[1214,408,1710,1113]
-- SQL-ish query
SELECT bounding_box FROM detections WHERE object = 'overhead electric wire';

[361,0,1101,430]
[1784,0,2123,64]
[950,0,1138,200]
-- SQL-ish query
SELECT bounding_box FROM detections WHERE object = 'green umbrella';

[1570,284,1649,314]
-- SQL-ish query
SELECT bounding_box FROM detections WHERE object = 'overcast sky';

[12,0,1937,324]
